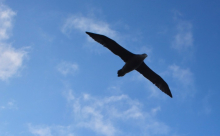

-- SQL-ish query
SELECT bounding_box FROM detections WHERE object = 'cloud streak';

[28,124,52,136]
[57,61,79,76]
[0,4,27,81]
[0,44,26,80]
[61,15,116,38]
[64,90,170,136]
[0,4,16,41]
[169,64,193,86]
[0,99,17,110]
[168,64,195,98]
[172,21,193,50]
[28,124,75,136]
[28,90,172,136]
[172,13,193,53]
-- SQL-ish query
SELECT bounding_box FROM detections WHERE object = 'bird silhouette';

[86,32,172,98]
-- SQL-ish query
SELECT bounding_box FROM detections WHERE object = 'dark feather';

[86,31,172,98]
[136,63,172,98]
[86,32,134,62]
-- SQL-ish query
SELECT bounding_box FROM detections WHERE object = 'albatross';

[86,31,172,98]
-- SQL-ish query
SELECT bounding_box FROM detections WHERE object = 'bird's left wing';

[136,63,172,98]
[86,32,135,62]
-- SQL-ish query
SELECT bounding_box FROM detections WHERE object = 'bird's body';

[118,54,147,77]
[86,31,172,98]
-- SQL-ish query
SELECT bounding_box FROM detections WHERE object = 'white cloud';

[169,12,196,99]
[28,124,75,136]
[63,89,75,102]
[168,64,196,98]
[199,92,212,115]
[71,94,118,136]
[145,121,170,135]
[0,44,26,80]
[57,61,79,76]
[0,99,17,110]
[28,124,52,136]
[151,106,161,116]
[28,90,172,136]
[0,4,16,41]
[61,15,137,54]
[39,29,54,43]
[64,90,170,136]
[0,4,27,81]
[61,15,116,38]
[202,96,212,114]
[172,18,193,52]
[169,64,193,86]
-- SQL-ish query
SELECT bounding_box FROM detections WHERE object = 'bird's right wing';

[136,63,172,98]
[86,32,134,62]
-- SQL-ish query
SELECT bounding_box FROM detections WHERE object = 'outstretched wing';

[86,32,134,62]
[136,63,172,98]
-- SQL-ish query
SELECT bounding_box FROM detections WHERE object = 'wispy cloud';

[146,121,170,135]
[28,89,172,136]
[201,95,212,115]
[61,14,141,54]
[61,15,118,53]
[28,124,52,136]
[57,61,79,76]
[172,21,193,50]
[28,124,76,136]
[63,89,75,102]
[0,4,27,81]
[0,44,27,80]
[169,64,193,86]
[0,99,18,110]
[151,106,161,116]
[0,4,16,41]
[168,64,195,98]
[61,15,116,38]
[38,28,55,43]
[199,91,212,115]
[172,12,193,52]
[62,90,171,136]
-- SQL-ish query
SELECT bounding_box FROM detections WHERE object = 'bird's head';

[142,53,148,59]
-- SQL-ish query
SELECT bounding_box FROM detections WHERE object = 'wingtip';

[167,92,173,98]
[86,32,95,37]
[163,88,172,98]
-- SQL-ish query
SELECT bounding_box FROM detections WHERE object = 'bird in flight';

[86,32,172,98]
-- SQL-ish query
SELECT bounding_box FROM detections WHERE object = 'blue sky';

[0,0,220,135]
